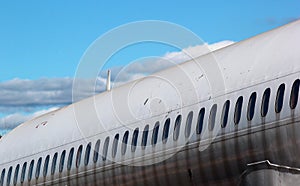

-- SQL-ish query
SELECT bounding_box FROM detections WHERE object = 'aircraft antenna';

[106,70,111,91]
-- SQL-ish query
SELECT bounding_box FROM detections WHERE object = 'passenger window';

[209,104,217,131]
[28,160,34,181]
[13,164,19,185]
[102,137,110,161]
[221,100,230,128]
[6,167,12,186]
[84,142,91,166]
[112,134,119,158]
[196,108,205,135]
[121,131,129,155]
[67,148,74,171]
[43,155,50,177]
[261,88,271,117]
[247,92,257,121]
[76,145,83,168]
[131,128,139,152]
[185,112,194,137]
[93,140,101,163]
[290,79,300,109]
[20,162,27,183]
[0,169,4,186]
[173,115,182,141]
[275,84,285,113]
[51,153,58,175]
[35,157,42,179]
[162,118,170,144]
[234,97,243,124]
[142,125,149,149]
[151,122,160,146]
[59,150,66,173]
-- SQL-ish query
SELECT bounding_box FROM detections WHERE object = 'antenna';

[106,70,111,91]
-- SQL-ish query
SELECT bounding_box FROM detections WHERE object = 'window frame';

[247,92,257,121]
[28,160,34,181]
[185,112,193,138]
[43,155,50,177]
[20,162,27,183]
[102,137,110,161]
[221,101,230,128]
[208,104,217,131]
[151,122,160,146]
[162,118,170,144]
[121,131,129,155]
[112,134,119,158]
[234,96,243,125]
[173,115,182,141]
[142,125,149,149]
[6,166,12,186]
[35,157,42,179]
[67,148,74,171]
[93,140,101,163]
[51,153,58,175]
[84,142,91,166]
[261,88,271,117]
[131,128,139,152]
[13,164,19,185]
[290,79,300,109]
[275,84,285,113]
[76,145,83,168]
[196,108,205,135]
[0,169,5,186]
[59,150,66,173]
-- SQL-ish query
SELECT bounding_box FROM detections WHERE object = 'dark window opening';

[196,108,205,135]
[28,160,34,181]
[290,79,300,109]
[221,100,230,128]
[93,140,100,163]
[35,157,42,179]
[162,118,170,144]
[43,155,50,177]
[13,164,19,185]
[142,125,149,149]
[51,153,58,175]
[173,115,182,141]
[151,122,160,146]
[131,128,139,152]
[59,150,66,173]
[185,112,193,138]
[76,145,83,168]
[247,92,257,121]
[112,134,119,158]
[20,163,27,183]
[121,131,129,155]
[275,84,285,113]
[6,167,12,186]
[102,137,110,161]
[0,169,5,186]
[84,142,91,166]
[261,88,271,117]
[234,97,243,124]
[67,148,74,171]
[209,104,217,131]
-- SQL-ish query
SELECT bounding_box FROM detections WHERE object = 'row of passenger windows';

[0,79,299,185]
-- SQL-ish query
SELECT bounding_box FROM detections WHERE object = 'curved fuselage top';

[0,20,300,165]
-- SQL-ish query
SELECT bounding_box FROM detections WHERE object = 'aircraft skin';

[0,20,300,186]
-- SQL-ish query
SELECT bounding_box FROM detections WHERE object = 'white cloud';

[0,107,59,131]
[0,40,234,135]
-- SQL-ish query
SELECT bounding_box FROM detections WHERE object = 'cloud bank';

[0,41,234,134]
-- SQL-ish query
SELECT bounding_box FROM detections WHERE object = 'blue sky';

[0,1,299,135]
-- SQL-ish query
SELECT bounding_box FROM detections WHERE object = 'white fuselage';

[0,20,300,186]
